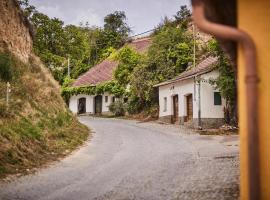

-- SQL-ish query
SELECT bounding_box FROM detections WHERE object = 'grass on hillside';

[0,51,89,179]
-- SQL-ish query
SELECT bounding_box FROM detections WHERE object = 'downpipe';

[191,0,260,199]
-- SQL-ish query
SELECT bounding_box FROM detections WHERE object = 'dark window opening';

[78,98,86,114]
[112,97,115,103]
[105,96,108,103]
[214,92,222,105]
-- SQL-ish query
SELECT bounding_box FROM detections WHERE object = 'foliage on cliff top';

[19,1,131,84]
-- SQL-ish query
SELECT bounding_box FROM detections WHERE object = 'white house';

[155,57,225,129]
[69,37,151,115]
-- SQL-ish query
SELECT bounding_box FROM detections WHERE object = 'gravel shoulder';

[0,117,239,200]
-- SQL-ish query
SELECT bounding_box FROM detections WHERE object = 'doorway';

[172,95,179,124]
[186,94,193,122]
[78,98,86,114]
[94,95,103,114]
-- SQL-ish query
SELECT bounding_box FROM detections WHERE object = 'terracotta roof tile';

[72,37,151,87]
[127,37,152,53]
[73,60,118,87]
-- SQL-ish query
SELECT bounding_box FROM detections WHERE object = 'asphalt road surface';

[0,117,239,200]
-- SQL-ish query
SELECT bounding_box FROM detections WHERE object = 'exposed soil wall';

[0,0,33,63]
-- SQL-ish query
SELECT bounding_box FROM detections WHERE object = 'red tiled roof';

[127,37,151,53]
[72,37,151,87]
[72,60,118,87]
[155,56,218,87]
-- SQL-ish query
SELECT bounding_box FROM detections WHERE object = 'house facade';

[156,57,225,129]
[69,93,116,115]
[69,37,151,115]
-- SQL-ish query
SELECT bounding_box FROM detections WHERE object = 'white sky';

[29,0,190,35]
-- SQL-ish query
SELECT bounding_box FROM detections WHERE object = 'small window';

[112,97,115,103]
[105,96,108,103]
[163,97,167,112]
[214,92,222,105]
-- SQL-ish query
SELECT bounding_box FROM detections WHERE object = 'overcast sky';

[29,0,190,35]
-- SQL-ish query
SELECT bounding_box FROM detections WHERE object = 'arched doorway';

[94,95,102,114]
[78,98,86,114]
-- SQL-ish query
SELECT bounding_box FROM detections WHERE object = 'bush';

[109,100,126,116]
[0,53,13,82]
[126,96,143,114]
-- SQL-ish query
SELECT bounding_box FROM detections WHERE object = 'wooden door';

[94,95,102,114]
[172,95,179,124]
[78,98,86,114]
[186,94,193,121]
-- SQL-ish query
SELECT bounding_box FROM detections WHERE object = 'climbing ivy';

[61,81,126,102]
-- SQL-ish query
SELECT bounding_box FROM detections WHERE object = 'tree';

[104,11,131,38]
[31,12,66,56]
[89,11,132,66]
[18,0,37,18]
[129,25,194,112]
[208,39,237,125]
[174,5,191,28]
[114,47,142,86]
[99,11,131,50]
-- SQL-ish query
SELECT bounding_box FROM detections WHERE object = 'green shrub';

[109,100,126,116]
[126,96,143,114]
[0,53,13,82]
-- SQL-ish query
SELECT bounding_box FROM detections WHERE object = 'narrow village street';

[0,117,239,200]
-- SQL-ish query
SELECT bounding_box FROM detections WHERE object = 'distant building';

[155,57,225,129]
[69,37,151,115]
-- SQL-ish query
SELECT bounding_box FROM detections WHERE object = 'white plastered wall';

[69,94,115,114]
[69,94,94,114]
[200,70,225,118]
[102,93,114,113]
[158,70,225,120]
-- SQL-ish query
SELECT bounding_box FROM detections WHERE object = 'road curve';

[0,117,239,200]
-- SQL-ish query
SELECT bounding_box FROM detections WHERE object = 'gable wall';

[158,70,225,127]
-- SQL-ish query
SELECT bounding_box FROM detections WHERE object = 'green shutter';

[214,92,222,105]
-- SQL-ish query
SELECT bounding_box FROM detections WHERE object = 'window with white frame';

[163,97,167,112]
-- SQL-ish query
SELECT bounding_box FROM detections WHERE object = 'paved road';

[0,117,239,200]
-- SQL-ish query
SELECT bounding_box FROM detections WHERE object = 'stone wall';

[193,118,225,129]
[158,115,172,124]
[0,0,33,63]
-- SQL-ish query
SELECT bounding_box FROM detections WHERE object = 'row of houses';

[68,38,225,129]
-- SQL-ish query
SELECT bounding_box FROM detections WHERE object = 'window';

[105,96,108,103]
[112,96,115,103]
[214,92,222,105]
[163,97,167,112]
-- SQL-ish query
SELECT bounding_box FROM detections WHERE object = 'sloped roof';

[72,37,151,87]
[155,56,218,87]
[128,37,151,53]
[72,59,118,87]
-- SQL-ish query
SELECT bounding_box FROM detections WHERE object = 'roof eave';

[154,68,215,88]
